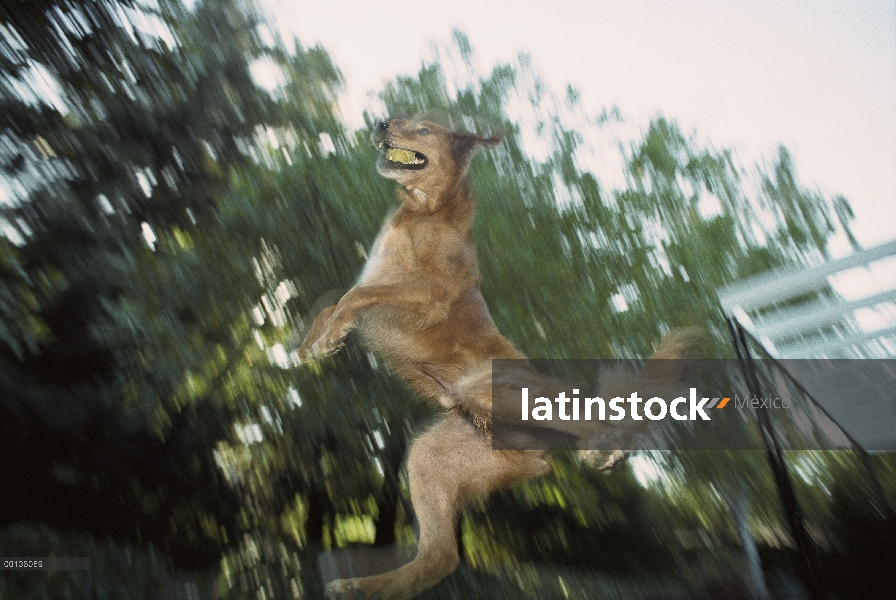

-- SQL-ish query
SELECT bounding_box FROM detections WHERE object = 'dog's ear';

[449,132,502,165]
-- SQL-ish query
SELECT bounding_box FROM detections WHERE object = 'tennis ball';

[386,148,416,164]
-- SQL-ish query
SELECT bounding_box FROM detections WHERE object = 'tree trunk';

[305,488,329,546]
[723,489,770,600]
[373,491,398,546]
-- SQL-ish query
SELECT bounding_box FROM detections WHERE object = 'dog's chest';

[357,220,453,285]
[357,225,410,284]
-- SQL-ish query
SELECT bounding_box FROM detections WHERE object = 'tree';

[1,0,281,571]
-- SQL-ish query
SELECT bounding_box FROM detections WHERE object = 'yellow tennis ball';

[386,148,416,164]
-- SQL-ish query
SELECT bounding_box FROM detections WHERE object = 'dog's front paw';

[298,334,345,363]
[326,578,380,600]
[296,305,338,364]
[296,306,353,362]
[296,336,321,364]
[309,320,352,358]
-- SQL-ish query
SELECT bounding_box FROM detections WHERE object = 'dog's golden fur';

[298,118,697,599]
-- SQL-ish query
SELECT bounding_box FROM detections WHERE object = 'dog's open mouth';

[377,142,428,170]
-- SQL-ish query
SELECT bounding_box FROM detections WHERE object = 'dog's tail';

[635,326,706,390]
[594,327,705,404]
[649,327,705,359]
[577,328,705,471]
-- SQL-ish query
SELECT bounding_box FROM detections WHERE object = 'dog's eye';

[418,127,430,135]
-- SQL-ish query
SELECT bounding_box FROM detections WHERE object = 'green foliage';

[0,237,59,359]
[465,454,672,573]
[1,0,282,580]
[217,530,304,599]
[825,454,896,597]
[0,522,169,600]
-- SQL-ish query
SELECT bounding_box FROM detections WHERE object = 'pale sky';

[262,0,896,249]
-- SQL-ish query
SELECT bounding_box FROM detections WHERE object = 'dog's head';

[371,119,500,206]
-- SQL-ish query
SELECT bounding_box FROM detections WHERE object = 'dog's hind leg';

[325,413,549,600]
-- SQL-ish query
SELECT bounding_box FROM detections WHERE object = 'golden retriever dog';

[298,118,697,599]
